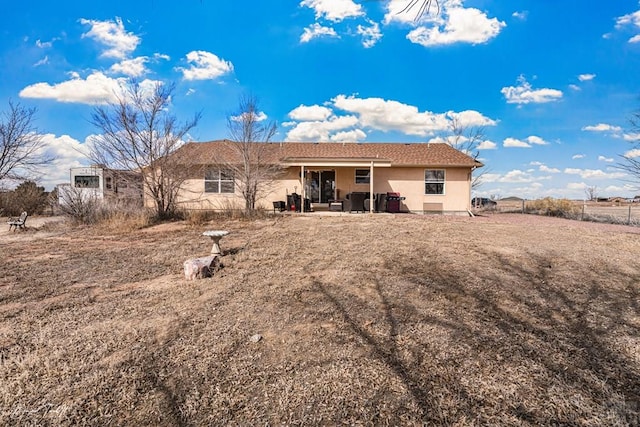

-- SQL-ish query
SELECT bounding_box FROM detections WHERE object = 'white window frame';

[205,168,235,194]
[355,169,370,184]
[424,169,445,195]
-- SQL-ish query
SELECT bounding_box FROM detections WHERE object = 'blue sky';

[2,0,640,199]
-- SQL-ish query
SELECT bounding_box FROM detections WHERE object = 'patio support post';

[369,161,374,214]
[300,165,305,213]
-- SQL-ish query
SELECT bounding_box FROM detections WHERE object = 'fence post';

[628,205,632,225]
[522,199,525,214]
[582,204,585,221]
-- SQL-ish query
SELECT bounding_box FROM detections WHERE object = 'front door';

[307,170,335,203]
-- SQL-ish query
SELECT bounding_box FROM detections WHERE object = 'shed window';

[355,169,370,184]
[205,168,235,193]
[424,169,445,195]
[74,175,99,188]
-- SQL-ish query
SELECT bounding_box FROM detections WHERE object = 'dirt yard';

[1,213,639,425]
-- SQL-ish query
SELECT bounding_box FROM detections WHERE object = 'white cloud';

[512,11,528,21]
[357,20,382,48]
[285,115,359,141]
[36,37,60,49]
[19,71,126,104]
[231,111,268,122]
[623,132,640,141]
[288,104,333,121]
[285,94,496,141]
[300,23,339,43]
[503,137,531,148]
[38,134,92,189]
[567,182,588,190]
[34,56,49,67]
[615,8,640,43]
[477,140,497,150]
[110,57,148,77]
[178,51,234,81]
[572,154,586,160]
[598,155,614,163]
[330,129,367,142]
[300,0,364,22]
[582,123,622,132]
[333,95,448,136]
[539,164,560,173]
[564,168,626,179]
[483,169,537,183]
[501,75,563,104]
[80,17,140,59]
[406,5,506,46]
[578,73,596,81]
[448,110,497,127]
[569,84,581,91]
[526,135,549,145]
[624,148,640,158]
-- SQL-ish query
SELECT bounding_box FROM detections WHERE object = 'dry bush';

[184,209,218,226]
[0,181,49,216]
[57,185,99,224]
[525,197,581,218]
[93,202,156,232]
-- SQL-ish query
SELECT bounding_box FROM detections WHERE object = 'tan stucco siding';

[173,165,472,213]
[379,167,471,212]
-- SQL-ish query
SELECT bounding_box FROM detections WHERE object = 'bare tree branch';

[88,81,201,219]
[445,116,488,189]
[217,94,282,214]
[0,101,53,182]
[395,0,439,20]
[618,107,640,188]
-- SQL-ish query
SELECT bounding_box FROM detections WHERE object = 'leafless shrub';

[57,185,99,224]
[525,197,581,218]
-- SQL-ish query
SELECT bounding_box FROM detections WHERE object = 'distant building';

[58,166,142,206]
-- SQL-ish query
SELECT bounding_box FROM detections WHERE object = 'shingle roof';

[174,140,482,168]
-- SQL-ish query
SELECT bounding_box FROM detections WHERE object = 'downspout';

[301,165,305,213]
[469,165,476,216]
[369,161,374,214]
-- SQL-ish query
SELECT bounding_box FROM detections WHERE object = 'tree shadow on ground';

[310,248,640,425]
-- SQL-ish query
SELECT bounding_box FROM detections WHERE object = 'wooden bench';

[8,211,28,231]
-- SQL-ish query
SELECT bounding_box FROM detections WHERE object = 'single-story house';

[169,140,482,215]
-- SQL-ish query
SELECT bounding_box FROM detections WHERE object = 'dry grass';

[1,214,639,425]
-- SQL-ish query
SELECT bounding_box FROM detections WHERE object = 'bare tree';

[443,115,487,189]
[618,108,640,184]
[219,95,281,214]
[585,185,598,201]
[0,101,52,182]
[89,81,200,219]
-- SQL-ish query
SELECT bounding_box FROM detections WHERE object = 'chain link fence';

[483,200,640,226]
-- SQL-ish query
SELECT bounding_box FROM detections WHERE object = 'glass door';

[320,170,335,203]
[306,170,335,203]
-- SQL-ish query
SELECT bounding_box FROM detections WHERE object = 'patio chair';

[346,192,367,213]
[272,201,286,213]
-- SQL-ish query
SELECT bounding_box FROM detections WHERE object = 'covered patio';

[281,156,392,214]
